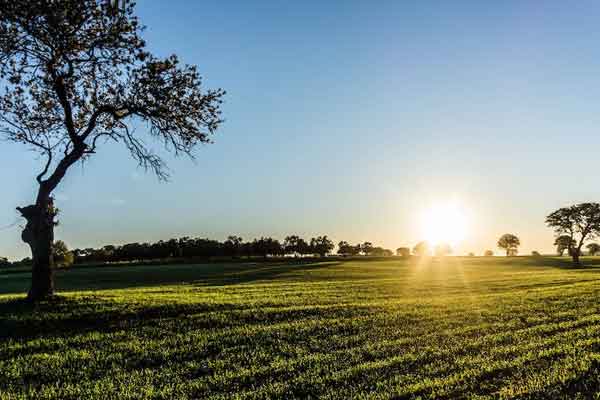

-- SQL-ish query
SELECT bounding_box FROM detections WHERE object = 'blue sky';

[2,0,600,259]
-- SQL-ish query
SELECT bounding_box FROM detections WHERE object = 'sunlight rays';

[419,199,470,249]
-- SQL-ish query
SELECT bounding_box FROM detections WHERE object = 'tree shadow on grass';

[0,261,342,340]
[0,295,237,342]
[0,260,340,296]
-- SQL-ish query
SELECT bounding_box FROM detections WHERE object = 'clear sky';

[2,0,600,259]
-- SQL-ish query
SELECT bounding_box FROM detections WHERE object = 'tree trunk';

[17,197,56,302]
[572,249,580,266]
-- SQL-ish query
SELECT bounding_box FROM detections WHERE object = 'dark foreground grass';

[3,257,600,399]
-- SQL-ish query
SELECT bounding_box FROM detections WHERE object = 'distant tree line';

[66,235,338,264]
[6,203,600,268]
[0,235,402,267]
[337,241,393,257]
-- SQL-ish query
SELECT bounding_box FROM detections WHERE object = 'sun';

[420,200,469,247]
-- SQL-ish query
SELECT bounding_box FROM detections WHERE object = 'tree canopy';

[554,235,576,256]
[0,0,225,300]
[546,203,600,265]
[497,234,520,256]
[586,243,600,256]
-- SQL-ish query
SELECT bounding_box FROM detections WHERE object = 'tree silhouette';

[337,241,353,256]
[586,243,600,256]
[546,203,600,265]
[0,1,224,300]
[224,236,244,258]
[310,236,334,257]
[497,234,520,257]
[484,250,494,257]
[554,235,575,256]
[360,242,374,256]
[283,235,309,257]
[252,237,282,259]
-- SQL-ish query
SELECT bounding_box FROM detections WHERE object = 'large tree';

[0,1,224,301]
[497,234,520,256]
[546,203,600,265]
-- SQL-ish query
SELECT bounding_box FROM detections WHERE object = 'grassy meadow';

[3,257,600,399]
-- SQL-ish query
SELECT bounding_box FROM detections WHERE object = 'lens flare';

[420,200,469,247]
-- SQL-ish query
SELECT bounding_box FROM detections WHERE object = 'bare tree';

[0,1,224,301]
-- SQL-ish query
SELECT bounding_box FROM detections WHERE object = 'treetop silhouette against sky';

[2,1,600,259]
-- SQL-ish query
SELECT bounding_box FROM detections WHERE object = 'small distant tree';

[283,235,304,256]
[297,238,311,256]
[546,203,600,265]
[413,241,429,257]
[497,234,520,257]
[53,240,74,268]
[337,241,358,256]
[0,257,9,268]
[396,247,410,257]
[554,235,576,256]
[224,236,243,258]
[310,236,334,257]
[252,237,282,259]
[484,250,494,257]
[434,243,452,257]
[360,242,374,256]
[586,243,600,256]
[531,251,541,257]
[369,247,393,257]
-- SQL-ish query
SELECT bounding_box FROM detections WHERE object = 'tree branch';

[36,150,52,183]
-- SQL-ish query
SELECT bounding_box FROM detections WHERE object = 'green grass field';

[3,257,600,399]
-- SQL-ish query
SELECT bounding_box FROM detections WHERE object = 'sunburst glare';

[420,199,469,248]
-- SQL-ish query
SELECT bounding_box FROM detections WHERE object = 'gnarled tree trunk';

[17,196,56,301]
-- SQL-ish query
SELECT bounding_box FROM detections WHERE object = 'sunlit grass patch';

[2,257,600,398]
